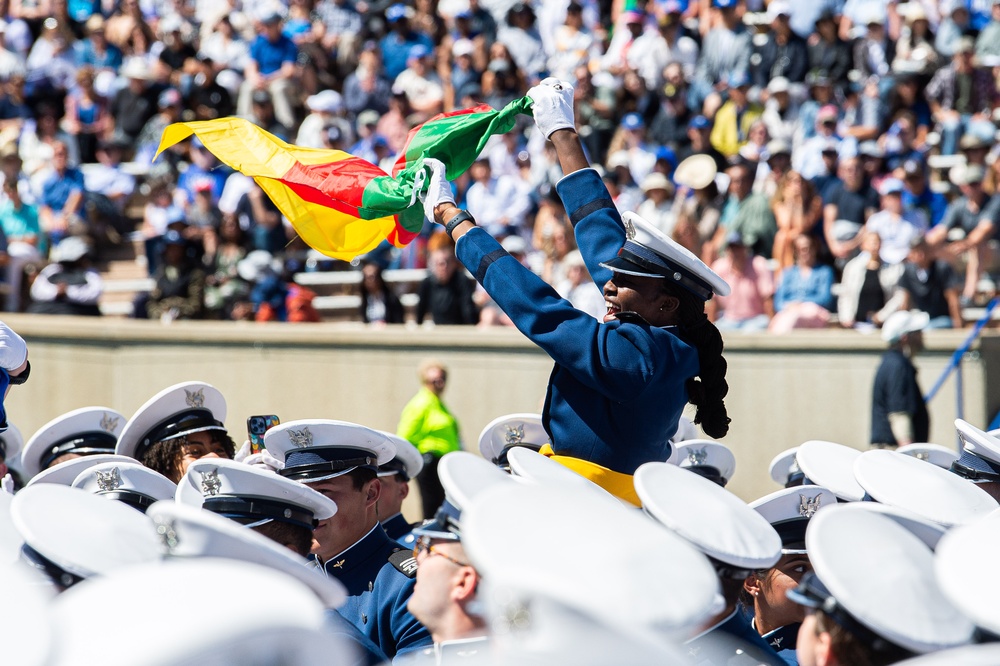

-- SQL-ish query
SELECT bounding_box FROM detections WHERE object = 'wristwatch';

[8,359,29,385]
[445,210,476,238]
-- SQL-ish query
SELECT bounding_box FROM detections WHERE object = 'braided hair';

[667,283,731,438]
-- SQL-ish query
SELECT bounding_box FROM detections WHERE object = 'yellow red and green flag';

[155,97,531,260]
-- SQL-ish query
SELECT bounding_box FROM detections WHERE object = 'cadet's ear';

[452,565,479,603]
[742,574,761,600]
[815,628,833,666]
[365,477,381,508]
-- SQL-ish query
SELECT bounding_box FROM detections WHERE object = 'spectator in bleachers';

[771,170,822,270]
[247,89,292,140]
[238,11,298,131]
[898,236,964,329]
[464,156,530,240]
[838,231,905,328]
[796,105,842,181]
[146,229,204,321]
[498,2,544,84]
[393,44,444,119]
[718,158,777,259]
[175,138,227,209]
[750,1,808,88]
[74,15,120,71]
[976,0,1000,59]
[927,163,999,300]
[296,90,345,148]
[709,72,762,159]
[807,11,851,87]
[141,179,180,275]
[851,14,892,81]
[415,231,477,326]
[83,137,133,210]
[133,86,181,165]
[901,159,947,227]
[312,0,361,79]
[676,114,726,173]
[203,213,248,319]
[109,57,157,143]
[25,17,77,99]
[343,43,391,119]
[38,139,84,246]
[866,178,928,267]
[27,235,102,315]
[760,78,800,147]
[926,37,996,155]
[186,56,234,121]
[156,15,197,86]
[707,231,774,332]
[823,156,878,262]
[0,177,39,311]
[885,75,932,149]
[380,4,433,81]
[892,5,939,75]
[197,16,249,78]
[636,172,676,236]
[234,180,287,256]
[769,235,834,333]
[546,2,593,84]
[19,102,77,180]
[63,65,109,164]
[360,259,404,325]
[936,1,972,58]
[689,0,750,112]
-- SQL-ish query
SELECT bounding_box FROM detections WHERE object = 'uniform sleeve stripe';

[475,249,509,283]
[569,198,616,226]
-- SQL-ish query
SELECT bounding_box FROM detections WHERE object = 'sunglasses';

[413,536,470,567]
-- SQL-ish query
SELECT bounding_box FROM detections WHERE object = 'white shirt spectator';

[866,208,928,265]
[392,69,444,112]
[465,175,532,238]
[30,263,103,306]
[627,30,699,89]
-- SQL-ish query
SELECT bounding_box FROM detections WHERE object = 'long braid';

[673,290,731,438]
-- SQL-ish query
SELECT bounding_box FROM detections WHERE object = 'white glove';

[242,449,285,473]
[1,473,13,495]
[421,158,456,223]
[526,78,576,138]
[233,440,252,463]
[0,322,27,372]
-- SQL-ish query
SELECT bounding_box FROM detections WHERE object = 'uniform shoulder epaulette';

[388,547,418,578]
[615,311,650,325]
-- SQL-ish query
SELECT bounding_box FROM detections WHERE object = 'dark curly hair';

[141,431,236,482]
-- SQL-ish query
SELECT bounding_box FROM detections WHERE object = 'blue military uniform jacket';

[324,523,432,660]
[325,609,389,666]
[686,609,787,666]
[382,512,418,548]
[454,168,698,475]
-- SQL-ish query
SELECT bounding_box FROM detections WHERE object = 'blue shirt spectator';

[41,166,85,213]
[380,8,434,80]
[249,32,297,76]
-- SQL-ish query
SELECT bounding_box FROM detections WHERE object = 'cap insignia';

[288,427,313,448]
[623,217,636,240]
[154,516,180,552]
[96,466,122,491]
[184,388,205,408]
[200,468,222,496]
[496,600,533,634]
[914,452,929,461]
[686,447,708,465]
[798,493,822,518]
[503,424,524,446]
[100,412,120,433]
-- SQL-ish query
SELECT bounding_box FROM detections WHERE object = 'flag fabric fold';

[155,97,532,260]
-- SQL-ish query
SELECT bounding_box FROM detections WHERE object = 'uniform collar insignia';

[288,427,313,448]
[503,424,524,446]
[96,466,122,491]
[200,468,222,496]
[331,558,346,569]
[798,493,822,518]
[100,412,120,433]
[184,388,205,408]
[771,636,783,648]
[686,447,708,465]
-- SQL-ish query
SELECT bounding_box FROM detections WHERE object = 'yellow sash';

[539,444,641,507]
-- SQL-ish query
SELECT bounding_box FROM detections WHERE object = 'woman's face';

[794,238,817,266]
[602,271,673,325]
[174,431,229,482]
[362,264,382,291]
[756,555,812,629]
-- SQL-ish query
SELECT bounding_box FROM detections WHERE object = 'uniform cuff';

[455,227,509,284]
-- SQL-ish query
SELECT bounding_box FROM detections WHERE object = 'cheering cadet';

[421,78,731,505]
[477,413,548,471]
[265,419,433,660]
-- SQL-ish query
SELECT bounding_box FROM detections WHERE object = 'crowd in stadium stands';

[0,0,998,326]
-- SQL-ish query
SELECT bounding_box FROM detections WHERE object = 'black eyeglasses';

[413,536,470,567]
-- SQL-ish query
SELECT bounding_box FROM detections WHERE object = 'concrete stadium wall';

[4,314,997,507]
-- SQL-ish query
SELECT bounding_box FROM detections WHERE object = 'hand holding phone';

[247,414,280,454]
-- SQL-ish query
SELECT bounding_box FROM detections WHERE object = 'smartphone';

[247,415,280,454]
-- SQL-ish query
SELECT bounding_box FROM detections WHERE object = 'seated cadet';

[788,505,973,665]
[147,500,388,666]
[265,419,433,660]
[744,485,838,665]
[116,381,235,483]
[667,439,737,487]
[952,419,1000,502]
[477,413,548,472]
[11,484,162,590]
[176,457,335,558]
[853,449,997,528]
[71,461,176,513]
[20,407,126,481]
[634,462,787,665]
[768,447,804,488]
[420,79,732,506]
[375,432,424,547]
[406,451,510,658]
[25,453,136,487]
